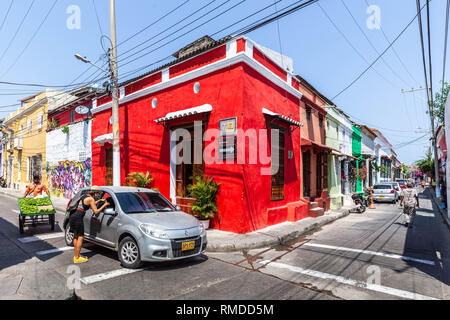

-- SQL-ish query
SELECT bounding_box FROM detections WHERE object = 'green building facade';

[351,124,363,194]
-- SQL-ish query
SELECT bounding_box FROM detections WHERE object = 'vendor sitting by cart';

[24,174,51,225]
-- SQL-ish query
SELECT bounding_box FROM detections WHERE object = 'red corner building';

[89,36,330,233]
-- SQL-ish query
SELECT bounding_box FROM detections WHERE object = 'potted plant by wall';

[187,175,220,229]
[125,171,154,188]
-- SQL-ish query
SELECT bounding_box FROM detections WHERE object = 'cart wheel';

[19,216,24,234]
[49,214,55,231]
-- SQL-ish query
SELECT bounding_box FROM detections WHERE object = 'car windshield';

[115,192,175,214]
[373,185,392,190]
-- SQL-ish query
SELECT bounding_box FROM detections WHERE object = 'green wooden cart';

[17,197,56,234]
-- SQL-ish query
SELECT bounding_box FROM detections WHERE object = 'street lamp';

[74,54,110,74]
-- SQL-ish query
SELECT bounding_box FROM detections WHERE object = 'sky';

[0,0,448,165]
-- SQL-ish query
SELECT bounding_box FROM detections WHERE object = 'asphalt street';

[0,187,449,300]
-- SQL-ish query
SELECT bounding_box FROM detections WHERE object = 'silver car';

[63,186,207,269]
[372,184,397,203]
[382,182,401,201]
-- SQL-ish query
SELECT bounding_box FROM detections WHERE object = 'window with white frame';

[37,113,43,130]
[27,119,32,133]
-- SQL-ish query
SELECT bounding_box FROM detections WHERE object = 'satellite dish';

[75,105,89,115]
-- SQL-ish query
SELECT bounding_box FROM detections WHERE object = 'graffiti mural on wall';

[46,159,92,199]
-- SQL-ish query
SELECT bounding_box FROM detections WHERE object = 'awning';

[262,108,303,128]
[154,104,212,124]
[301,138,332,151]
[93,133,113,146]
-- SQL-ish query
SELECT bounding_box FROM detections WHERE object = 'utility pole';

[110,0,121,186]
[401,86,441,196]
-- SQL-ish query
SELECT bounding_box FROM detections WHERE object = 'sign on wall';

[219,117,237,136]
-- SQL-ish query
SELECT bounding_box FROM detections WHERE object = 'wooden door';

[105,148,113,186]
[303,150,311,198]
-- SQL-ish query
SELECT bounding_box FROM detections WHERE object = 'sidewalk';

[206,206,355,252]
[428,187,450,230]
[0,186,355,252]
[0,188,69,212]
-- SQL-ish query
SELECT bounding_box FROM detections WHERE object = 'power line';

[0,0,35,67]
[118,0,242,67]
[363,0,420,86]
[92,0,104,37]
[115,0,193,50]
[340,0,412,89]
[0,0,14,34]
[0,0,58,79]
[317,2,403,91]
[117,0,220,61]
[331,1,428,100]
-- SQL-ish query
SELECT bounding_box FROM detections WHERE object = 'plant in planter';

[61,125,69,134]
[125,171,154,188]
[187,175,220,229]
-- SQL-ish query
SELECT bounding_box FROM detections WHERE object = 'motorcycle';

[351,193,366,213]
[0,177,6,188]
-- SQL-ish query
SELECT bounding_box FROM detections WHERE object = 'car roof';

[79,186,159,194]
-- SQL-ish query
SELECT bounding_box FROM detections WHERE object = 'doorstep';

[206,205,355,252]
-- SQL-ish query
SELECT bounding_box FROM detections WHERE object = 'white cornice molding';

[93,52,303,115]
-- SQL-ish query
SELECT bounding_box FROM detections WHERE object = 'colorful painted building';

[360,125,377,188]
[351,123,363,193]
[87,35,330,233]
[46,87,100,199]
[371,128,393,183]
[326,106,343,210]
[1,90,63,191]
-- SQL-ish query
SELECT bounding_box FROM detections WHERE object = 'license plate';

[181,241,195,251]
[379,196,385,198]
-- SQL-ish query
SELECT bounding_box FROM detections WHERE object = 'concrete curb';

[428,188,450,230]
[206,206,353,252]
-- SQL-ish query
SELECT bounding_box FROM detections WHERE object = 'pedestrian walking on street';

[70,188,109,264]
[400,182,419,228]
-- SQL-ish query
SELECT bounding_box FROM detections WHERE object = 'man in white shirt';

[400,182,419,228]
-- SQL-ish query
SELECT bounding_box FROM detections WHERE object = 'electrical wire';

[92,0,104,37]
[0,0,14,34]
[117,0,243,67]
[0,0,58,79]
[340,0,413,89]
[318,2,403,91]
[0,0,35,67]
[331,0,428,100]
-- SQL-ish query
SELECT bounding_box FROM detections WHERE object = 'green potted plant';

[125,171,154,188]
[187,175,220,229]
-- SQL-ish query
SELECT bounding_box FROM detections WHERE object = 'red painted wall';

[50,105,85,127]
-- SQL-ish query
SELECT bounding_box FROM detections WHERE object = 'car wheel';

[118,236,143,269]
[65,226,74,247]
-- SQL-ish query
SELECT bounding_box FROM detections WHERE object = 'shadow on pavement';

[402,188,450,286]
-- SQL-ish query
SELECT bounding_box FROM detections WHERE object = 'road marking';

[302,243,435,266]
[80,268,143,285]
[259,260,439,300]
[36,247,73,255]
[18,232,65,243]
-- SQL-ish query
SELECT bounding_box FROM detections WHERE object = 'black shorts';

[69,211,85,235]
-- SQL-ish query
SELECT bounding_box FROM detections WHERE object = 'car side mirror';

[104,208,116,215]
[175,205,181,211]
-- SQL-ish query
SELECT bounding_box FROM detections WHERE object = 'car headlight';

[139,224,169,239]
[197,220,205,234]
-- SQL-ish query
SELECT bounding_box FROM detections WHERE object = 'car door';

[89,192,120,248]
